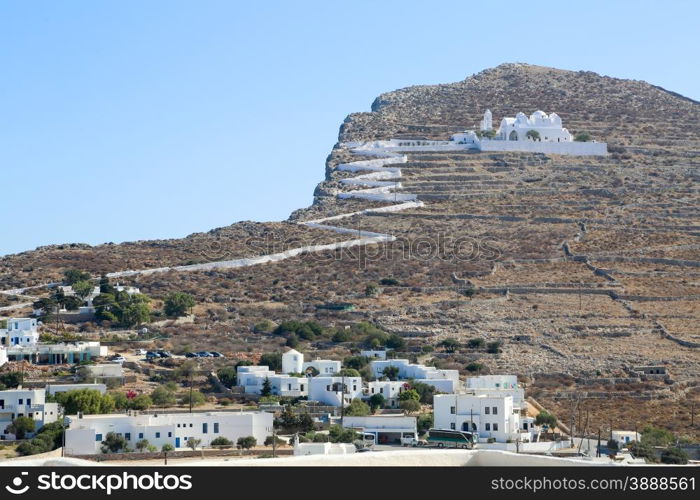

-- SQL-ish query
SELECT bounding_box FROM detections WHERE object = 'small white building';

[308,376,363,407]
[342,415,417,445]
[0,346,7,368]
[493,110,572,142]
[363,380,410,408]
[0,317,39,347]
[281,349,341,376]
[281,349,304,374]
[360,349,388,360]
[0,388,59,439]
[46,383,107,396]
[612,430,641,446]
[433,393,530,443]
[293,435,355,456]
[80,363,124,382]
[303,359,341,376]
[64,411,273,455]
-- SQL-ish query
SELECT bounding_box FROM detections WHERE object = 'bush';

[150,385,177,407]
[660,447,688,465]
[344,398,370,416]
[237,436,257,449]
[264,435,285,447]
[399,399,421,414]
[210,437,233,448]
[465,362,485,373]
[574,132,592,142]
[7,416,35,439]
[258,352,282,372]
[467,338,485,349]
[343,356,369,370]
[379,278,400,286]
[328,425,358,443]
[101,432,128,453]
[486,341,502,354]
[365,283,382,297]
[54,389,115,415]
[253,319,275,334]
[217,367,237,388]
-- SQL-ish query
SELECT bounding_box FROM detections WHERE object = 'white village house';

[369,359,459,393]
[281,349,341,376]
[0,388,59,439]
[0,317,40,347]
[308,376,363,407]
[64,411,273,455]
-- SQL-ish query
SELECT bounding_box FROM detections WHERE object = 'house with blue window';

[63,411,273,455]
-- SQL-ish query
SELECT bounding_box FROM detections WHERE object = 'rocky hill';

[2,63,699,437]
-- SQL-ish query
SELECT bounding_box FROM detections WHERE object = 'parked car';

[135,349,148,356]
[146,351,159,360]
[157,350,172,358]
[109,355,126,364]
[195,351,212,357]
[185,352,199,358]
[209,352,224,358]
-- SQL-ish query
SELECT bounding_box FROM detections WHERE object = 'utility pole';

[597,428,601,458]
[272,425,277,458]
[691,403,695,428]
[189,370,194,414]
[340,373,345,428]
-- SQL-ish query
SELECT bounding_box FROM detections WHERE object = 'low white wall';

[479,139,607,156]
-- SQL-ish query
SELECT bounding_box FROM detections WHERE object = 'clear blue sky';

[1,0,697,256]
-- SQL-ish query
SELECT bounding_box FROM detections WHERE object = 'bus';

[426,429,478,449]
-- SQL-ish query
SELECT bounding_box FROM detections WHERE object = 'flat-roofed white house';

[363,380,410,408]
[464,375,525,409]
[0,347,7,368]
[0,317,39,347]
[46,383,107,395]
[8,341,108,365]
[308,376,362,407]
[433,393,530,443]
[0,388,59,439]
[612,430,641,445]
[369,359,459,393]
[64,411,273,455]
[360,349,388,360]
[342,415,417,445]
[236,365,308,397]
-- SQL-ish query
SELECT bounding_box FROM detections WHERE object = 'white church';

[451,109,606,155]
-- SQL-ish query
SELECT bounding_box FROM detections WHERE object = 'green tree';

[237,436,257,449]
[0,372,22,388]
[150,385,177,407]
[640,425,675,447]
[486,341,502,354]
[252,319,275,334]
[261,377,272,397]
[365,283,381,297]
[101,432,127,453]
[7,416,35,439]
[399,399,421,415]
[72,280,95,301]
[629,441,656,462]
[534,410,557,430]
[135,439,150,452]
[343,356,369,370]
[186,437,202,451]
[161,443,174,453]
[258,353,282,372]
[129,394,152,410]
[63,269,91,285]
[164,292,196,317]
[216,367,237,388]
[398,389,420,402]
[382,366,400,381]
[344,398,370,416]
[338,368,361,378]
[439,338,460,353]
[417,414,433,434]
[264,435,285,447]
[368,393,385,413]
[180,390,206,407]
[411,382,437,404]
[574,132,592,142]
[298,413,314,433]
[54,389,115,415]
[328,425,358,443]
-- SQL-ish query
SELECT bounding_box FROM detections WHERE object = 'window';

[493,423,498,431]
[492,406,498,415]
[450,406,456,414]
[168,432,172,438]
[177,424,180,428]
[485,424,490,431]
[203,423,208,434]
[138,433,143,439]
[26,399,31,406]
[287,384,291,391]
[0,400,3,409]
[189,424,193,428]
[95,434,103,442]
[125,433,131,441]
[213,423,219,434]
[300,384,304,391]
[18,399,23,405]
[155,432,160,438]
[485,407,490,414]
[450,423,456,430]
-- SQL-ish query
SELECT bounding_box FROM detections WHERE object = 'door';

[175,437,180,448]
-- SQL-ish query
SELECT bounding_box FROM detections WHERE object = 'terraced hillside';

[2,63,699,437]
